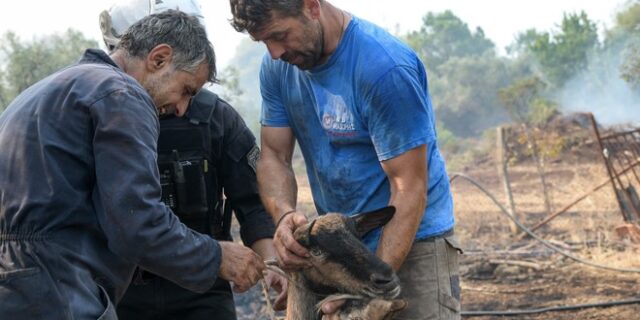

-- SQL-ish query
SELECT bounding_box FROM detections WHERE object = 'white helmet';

[99,0,205,51]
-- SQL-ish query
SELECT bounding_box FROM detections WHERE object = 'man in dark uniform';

[99,1,288,319]
[117,89,288,320]
[0,10,268,320]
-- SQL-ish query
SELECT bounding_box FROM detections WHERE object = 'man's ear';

[302,0,321,20]
[146,44,173,71]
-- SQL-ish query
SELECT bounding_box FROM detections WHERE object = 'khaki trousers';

[394,233,462,320]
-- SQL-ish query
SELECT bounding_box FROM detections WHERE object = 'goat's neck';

[285,272,321,320]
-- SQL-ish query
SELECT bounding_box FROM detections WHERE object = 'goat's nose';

[370,272,394,286]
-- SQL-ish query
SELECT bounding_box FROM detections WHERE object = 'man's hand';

[263,269,288,311]
[274,211,311,271]
[218,241,266,293]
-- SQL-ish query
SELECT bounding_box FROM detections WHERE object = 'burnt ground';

[451,157,640,320]
[233,121,640,319]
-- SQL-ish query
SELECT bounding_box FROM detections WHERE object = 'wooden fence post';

[497,126,519,234]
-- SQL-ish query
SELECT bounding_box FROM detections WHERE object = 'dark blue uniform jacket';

[0,49,221,319]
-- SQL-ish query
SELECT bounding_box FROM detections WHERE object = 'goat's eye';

[309,248,323,257]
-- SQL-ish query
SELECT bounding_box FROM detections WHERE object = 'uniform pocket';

[444,235,462,302]
[444,234,464,254]
[0,267,39,282]
[0,266,60,318]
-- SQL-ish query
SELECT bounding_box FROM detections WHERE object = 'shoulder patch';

[247,145,260,173]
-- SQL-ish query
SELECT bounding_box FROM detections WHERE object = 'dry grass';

[453,152,640,319]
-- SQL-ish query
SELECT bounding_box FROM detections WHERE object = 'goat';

[277,206,407,320]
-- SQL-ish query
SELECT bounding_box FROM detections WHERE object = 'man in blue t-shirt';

[230,1,462,319]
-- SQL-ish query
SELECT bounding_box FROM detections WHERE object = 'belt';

[415,229,455,243]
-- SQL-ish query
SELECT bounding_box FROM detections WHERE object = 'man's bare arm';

[257,126,309,269]
[377,144,428,270]
[257,126,297,219]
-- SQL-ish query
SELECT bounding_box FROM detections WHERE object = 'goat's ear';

[351,206,396,238]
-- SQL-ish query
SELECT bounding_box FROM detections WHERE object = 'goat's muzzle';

[361,273,401,299]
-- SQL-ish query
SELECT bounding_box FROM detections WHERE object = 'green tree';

[498,76,556,214]
[506,29,540,57]
[621,46,640,87]
[217,66,244,104]
[215,64,262,135]
[0,29,98,112]
[404,10,494,74]
[612,1,640,87]
[217,38,266,136]
[498,76,548,122]
[615,1,640,32]
[404,11,514,137]
[429,53,512,136]
[525,12,598,86]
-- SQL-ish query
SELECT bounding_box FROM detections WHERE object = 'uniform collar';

[184,90,217,125]
[78,49,120,69]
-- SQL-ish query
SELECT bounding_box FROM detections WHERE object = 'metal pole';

[530,160,640,231]
[588,113,638,222]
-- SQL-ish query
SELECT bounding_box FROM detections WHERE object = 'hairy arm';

[257,126,310,269]
[257,126,297,219]
[377,144,428,270]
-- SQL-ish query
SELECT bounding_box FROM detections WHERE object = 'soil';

[444,121,640,319]
[233,118,640,319]
[454,161,640,320]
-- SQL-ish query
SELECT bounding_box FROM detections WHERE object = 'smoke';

[558,41,640,126]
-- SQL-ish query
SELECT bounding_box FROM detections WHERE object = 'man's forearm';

[257,155,298,221]
[376,190,426,271]
[250,238,278,260]
[377,145,428,270]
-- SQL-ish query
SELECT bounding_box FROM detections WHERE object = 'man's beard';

[142,71,171,116]
[282,22,324,70]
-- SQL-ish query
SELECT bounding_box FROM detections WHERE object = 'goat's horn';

[264,259,279,266]
[315,294,365,314]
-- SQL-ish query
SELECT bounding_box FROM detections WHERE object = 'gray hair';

[117,9,217,82]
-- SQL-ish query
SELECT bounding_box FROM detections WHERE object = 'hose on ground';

[462,298,640,317]
[449,172,640,273]
[451,172,640,317]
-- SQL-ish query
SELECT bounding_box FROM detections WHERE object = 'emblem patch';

[247,145,260,173]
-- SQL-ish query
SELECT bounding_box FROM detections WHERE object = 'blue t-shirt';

[260,16,454,251]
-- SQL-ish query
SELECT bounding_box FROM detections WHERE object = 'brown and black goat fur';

[284,206,406,320]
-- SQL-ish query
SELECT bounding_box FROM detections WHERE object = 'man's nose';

[266,41,286,60]
[175,98,190,117]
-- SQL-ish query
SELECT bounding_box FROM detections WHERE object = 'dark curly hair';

[229,0,309,34]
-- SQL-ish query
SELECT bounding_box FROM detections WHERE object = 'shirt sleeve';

[90,88,220,293]
[363,65,436,161]
[220,102,276,246]
[259,54,290,127]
